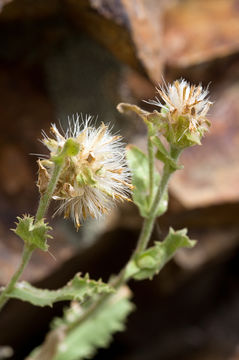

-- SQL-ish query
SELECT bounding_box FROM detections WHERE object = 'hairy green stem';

[134,166,171,254]
[0,245,33,310]
[35,162,63,222]
[0,161,64,312]
[135,146,181,254]
[148,124,155,208]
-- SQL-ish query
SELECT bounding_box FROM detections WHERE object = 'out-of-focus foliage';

[127,145,168,218]
[28,287,134,360]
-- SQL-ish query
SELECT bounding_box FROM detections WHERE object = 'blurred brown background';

[1,0,239,359]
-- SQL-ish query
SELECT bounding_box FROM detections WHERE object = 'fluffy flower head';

[38,115,132,229]
[148,79,213,148]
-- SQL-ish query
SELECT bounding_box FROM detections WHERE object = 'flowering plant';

[39,118,132,229]
[0,79,212,360]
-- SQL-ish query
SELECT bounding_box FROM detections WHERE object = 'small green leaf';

[151,136,183,170]
[13,215,52,251]
[126,146,151,217]
[7,273,113,307]
[156,190,168,217]
[127,145,168,217]
[125,227,196,280]
[27,287,135,360]
[137,254,157,269]
[54,287,134,360]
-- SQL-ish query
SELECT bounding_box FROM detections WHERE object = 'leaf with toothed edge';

[12,215,52,251]
[27,286,134,360]
[7,273,113,307]
[125,228,196,281]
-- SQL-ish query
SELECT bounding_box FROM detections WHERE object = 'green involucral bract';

[161,113,205,148]
[7,273,113,307]
[117,102,210,149]
[13,215,52,251]
[125,228,196,280]
[51,138,80,164]
[126,145,168,218]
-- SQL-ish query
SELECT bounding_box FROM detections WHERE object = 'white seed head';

[38,115,132,229]
[147,79,213,147]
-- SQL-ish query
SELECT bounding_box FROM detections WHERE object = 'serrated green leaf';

[7,273,113,307]
[151,136,183,170]
[13,215,52,251]
[27,287,135,360]
[125,228,196,280]
[126,146,168,218]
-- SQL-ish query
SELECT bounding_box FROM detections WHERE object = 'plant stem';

[0,245,33,311]
[134,167,170,254]
[0,161,64,312]
[67,266,127,332]
[148,124,155,208]
[35,162,63,222]
[66,146,182,332]
[135,146,181,254]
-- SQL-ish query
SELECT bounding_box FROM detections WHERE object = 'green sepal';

[52,138,80,164]
[185,131,202,145]
[163,114,206,149]
[151,136,183,170]
[126,145,168,218]
[12,215,52,251]
[125,228,196,280]
[7,273,113,307]
[63,138,80,157]
[28,287,135,360]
